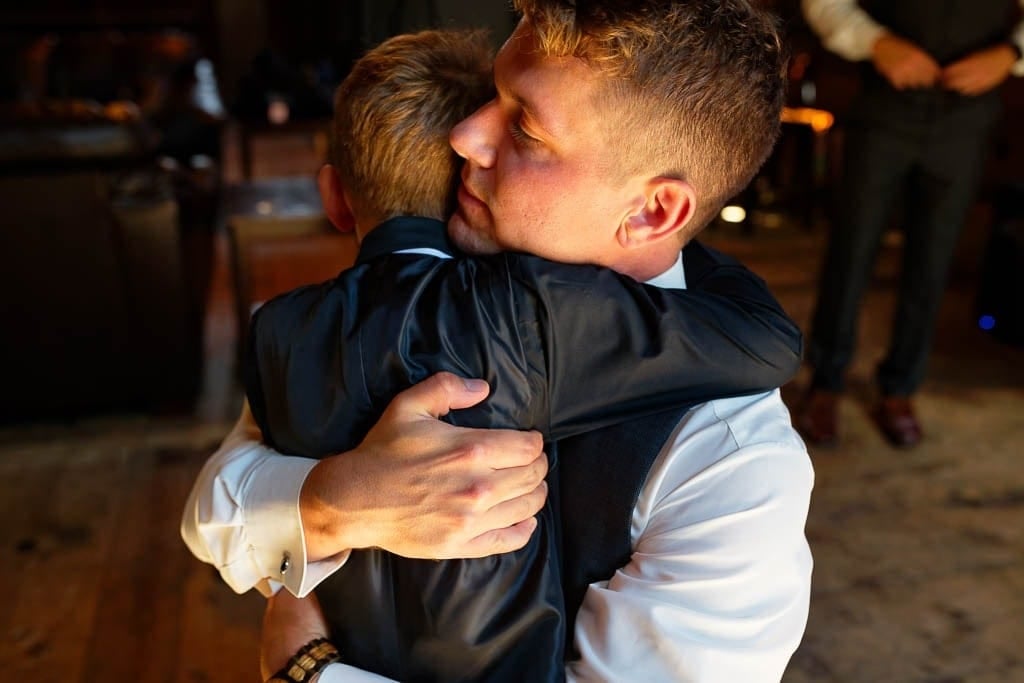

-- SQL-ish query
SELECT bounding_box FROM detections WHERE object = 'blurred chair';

[228,199,358,364]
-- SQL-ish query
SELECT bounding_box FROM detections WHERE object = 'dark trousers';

[808,118,992,396]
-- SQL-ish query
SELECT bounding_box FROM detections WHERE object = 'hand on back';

[300,372,549,561]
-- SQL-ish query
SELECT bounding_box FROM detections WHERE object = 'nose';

[450,99,499,169]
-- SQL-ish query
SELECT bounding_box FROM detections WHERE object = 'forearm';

[534,250,802,439]
[802,0,887,61]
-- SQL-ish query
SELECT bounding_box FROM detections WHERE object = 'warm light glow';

[268,99,290,125]
[781,106,835,133]
[720,205,747,223]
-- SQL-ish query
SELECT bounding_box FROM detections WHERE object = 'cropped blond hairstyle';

[514,0,786,233]
[331,30,494,224]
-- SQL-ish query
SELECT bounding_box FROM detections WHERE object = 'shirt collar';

[644,252,687,290]
[356,216,457,265]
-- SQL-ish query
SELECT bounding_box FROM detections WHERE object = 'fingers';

[481,480,548,530]
[484,450,549,498]
[442,469,548,558]
[463,428,546,470]
[941,62,996,96]
[390,371,491,419]
[460,516,540,558]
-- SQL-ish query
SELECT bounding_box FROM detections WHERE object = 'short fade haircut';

[331,29,494,225]
[513,0,786,233]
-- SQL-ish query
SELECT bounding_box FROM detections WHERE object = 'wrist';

[299,455,364,561]
[268,637,341,683]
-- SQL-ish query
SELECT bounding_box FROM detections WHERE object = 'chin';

[449,215,501,256]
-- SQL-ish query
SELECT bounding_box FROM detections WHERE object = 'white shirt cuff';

[243,454,351,597]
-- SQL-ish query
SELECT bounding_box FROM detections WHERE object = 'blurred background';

[1,1,1021,681]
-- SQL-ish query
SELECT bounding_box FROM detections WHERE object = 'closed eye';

[509,119,540,146]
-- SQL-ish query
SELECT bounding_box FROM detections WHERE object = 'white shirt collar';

[393,247,453,259]
[643,252,687,290]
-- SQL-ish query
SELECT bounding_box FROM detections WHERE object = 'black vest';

[852,0,1017,133]
[555,405,690,659]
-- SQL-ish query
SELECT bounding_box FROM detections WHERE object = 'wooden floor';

[0,422,264,682]
[3,128,1022,682]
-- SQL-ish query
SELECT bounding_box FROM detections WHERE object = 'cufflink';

[280,551,291,575]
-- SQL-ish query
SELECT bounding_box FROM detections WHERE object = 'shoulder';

[681,238,745,278]
[668,389,809,476]
[500,252,647,295]
[695,389,808,453]
[639,391,813,530]
[249,282,336,338]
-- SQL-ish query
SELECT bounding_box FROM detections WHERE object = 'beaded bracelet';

[268,637,341,683]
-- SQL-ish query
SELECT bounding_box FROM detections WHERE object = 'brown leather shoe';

[796,389,840,446]
[873,395,923,448]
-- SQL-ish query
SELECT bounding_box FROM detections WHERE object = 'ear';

[317,164,356,234]
[616,177,697,248]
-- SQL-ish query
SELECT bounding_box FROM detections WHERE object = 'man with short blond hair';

[509,0,786,233]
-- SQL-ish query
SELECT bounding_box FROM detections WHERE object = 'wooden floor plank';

[77,445,216,681]
[0,447,128,682]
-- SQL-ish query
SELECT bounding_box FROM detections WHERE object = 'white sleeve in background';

[802,0,887,61]
[567,390,814,683]
[180,403,350,597]
[1012,3,1024,77]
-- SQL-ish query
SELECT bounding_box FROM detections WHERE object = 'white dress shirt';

[802,0,1024,77]
[181,252,814,681]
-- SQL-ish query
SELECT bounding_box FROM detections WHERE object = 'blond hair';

[331,30,494,225]
[514,0,786,233]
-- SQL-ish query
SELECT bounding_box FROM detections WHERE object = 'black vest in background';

[852,0,1018,134]
[862,0,1016,65]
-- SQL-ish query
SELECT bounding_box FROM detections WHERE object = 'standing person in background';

[798,0,1024,447]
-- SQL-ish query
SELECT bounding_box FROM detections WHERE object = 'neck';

[612,242,685,282]
[357,211,449,244]
[353,215,381,244]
